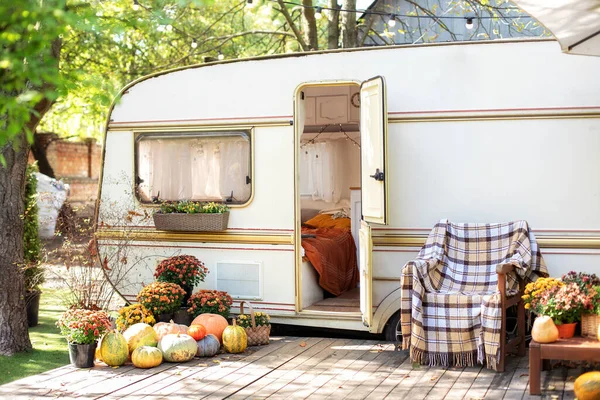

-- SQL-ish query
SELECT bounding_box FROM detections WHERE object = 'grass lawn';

[0,288,70,386]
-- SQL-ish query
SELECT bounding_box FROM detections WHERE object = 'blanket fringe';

[402,335,411,351]
[410,347,477,368]
[486,354,499,371]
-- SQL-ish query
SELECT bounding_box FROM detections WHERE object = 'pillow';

[304,213,351,230]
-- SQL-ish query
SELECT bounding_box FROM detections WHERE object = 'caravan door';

[359,76,388,327]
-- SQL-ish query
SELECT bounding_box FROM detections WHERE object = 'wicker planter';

[581,314,600,338]
[153,212,229,232]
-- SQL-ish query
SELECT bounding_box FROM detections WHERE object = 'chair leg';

[498,306,506,373]
[517,300,526,357]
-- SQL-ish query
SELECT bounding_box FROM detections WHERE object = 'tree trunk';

[31,133,56,178]
[327,0,340,49]
[302,0,318,50]
[0,135,32,355]
[341,0,357,48]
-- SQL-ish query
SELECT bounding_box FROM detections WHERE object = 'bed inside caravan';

[298,83,362,313]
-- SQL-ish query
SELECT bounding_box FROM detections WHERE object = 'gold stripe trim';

[389,110,600,123]
[109,120,292,131]
[373,235,600,249]
[95,229,294,245]
[373,276,401,282]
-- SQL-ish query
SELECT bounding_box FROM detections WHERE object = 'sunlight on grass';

[0,288,70,386]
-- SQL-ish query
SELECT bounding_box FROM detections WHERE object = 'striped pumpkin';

[222,320,247,354]
[100,330,129,367]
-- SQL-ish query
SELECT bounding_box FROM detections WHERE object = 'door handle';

[370,168,385,182]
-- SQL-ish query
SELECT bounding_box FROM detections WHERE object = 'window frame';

[133,129,254,207]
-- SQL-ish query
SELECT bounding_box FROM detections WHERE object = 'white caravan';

[96,39,600,340]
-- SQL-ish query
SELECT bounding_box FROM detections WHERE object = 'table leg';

[529,343,541,395]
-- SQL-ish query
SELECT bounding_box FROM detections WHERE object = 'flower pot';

[153,212,229,232]
[556,322,577,339]
[181,284,194,306]
[68,342,97,368]
[158,312,174,323]
[25,290,41,328]
[172,308,192,326]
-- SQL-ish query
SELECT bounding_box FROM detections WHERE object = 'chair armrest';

[496,264,515,275]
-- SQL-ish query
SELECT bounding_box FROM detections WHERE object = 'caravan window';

[135,131,252,204]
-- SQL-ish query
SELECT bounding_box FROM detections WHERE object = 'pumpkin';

[574,371,600,400]
[100,330,129,367]
[95,337,103,361]
[158,333,197,362]
[122,323,159,355]
[154,320,189,341]
[531,316,559,344]
[196,334,221,357]
[188,324,207,341]
[222,320,248,354]
[131,346,163,369]
[191,313,228,343]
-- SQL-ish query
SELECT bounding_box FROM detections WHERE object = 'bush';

[187,289,233,319]
[137,282,186,316]
[154,255,209,287]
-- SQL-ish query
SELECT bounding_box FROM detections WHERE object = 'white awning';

[513,0,600,56]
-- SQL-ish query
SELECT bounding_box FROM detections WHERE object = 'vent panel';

[216,261,262,300]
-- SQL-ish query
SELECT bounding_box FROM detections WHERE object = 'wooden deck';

[0,336,578,399]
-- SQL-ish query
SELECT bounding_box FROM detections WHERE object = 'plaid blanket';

[400,219,548,370]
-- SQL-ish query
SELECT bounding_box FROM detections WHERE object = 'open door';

[359,220,373,327]
[359,76,388,327]
[360,76,388,225]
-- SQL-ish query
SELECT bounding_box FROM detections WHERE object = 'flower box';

[153,211,229,232]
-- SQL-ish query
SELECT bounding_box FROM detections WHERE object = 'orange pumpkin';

[153,320,189,341]
[188,324,207,341]
[191,313,228,343]
[574,371,600,400]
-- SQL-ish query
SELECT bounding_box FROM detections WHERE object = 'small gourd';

[131,346,163,368]
[574,371,600,400]
[222,320,248,354]
[531,316,559,343]
[188,324,207,341]
[196,334,221,357]
[158,333,197,362]
[153,320,189,341]
[100,330,129,367]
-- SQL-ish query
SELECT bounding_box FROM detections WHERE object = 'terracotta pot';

[556,322,577,339]
[68,342,97,368]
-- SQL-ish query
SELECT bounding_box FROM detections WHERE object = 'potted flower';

[187,289,233,319]
[137,282,186,322]
[154,255,209,300]
[562,271,600,338]
[523,277,591,338]
[56,308,112,368]
[115,303,156,332]
[153,200,230,232]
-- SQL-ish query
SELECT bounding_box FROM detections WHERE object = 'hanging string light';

[263,0,530,22]
[314,7,323,20]
[132,0,140,11]
[465,17,474,30]
[218,51,225,60]
[191,39,198,48]
[388,14,397,27]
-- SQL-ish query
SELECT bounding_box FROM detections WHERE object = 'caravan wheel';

[384,311,401,343]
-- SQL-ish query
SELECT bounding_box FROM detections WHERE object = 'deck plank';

[202,337,339,399]
[0,336,588,400]
[140,336,317,399]
[255,338,366,399]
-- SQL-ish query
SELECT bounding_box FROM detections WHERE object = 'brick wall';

[30,133,102,211]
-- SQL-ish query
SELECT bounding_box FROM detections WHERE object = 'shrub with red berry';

[154,255,209,287]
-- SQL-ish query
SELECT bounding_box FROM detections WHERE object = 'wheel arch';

[371,287,402,334]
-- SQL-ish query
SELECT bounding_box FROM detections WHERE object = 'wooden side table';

[529,337,600,395]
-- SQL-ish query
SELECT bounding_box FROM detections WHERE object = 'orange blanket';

[301,226,359,296]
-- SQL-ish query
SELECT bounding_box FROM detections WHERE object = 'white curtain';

[300,141,343,204]
[138,135,250,202]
